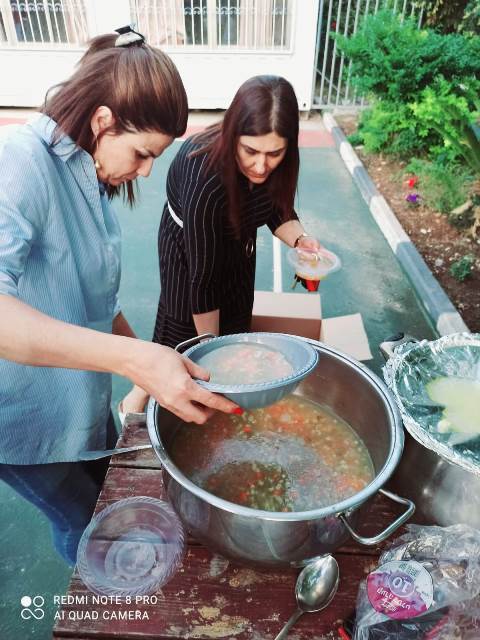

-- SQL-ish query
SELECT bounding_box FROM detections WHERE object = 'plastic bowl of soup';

[182,333,318,409]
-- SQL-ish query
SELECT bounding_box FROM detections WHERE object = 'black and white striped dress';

[153,137,298,348]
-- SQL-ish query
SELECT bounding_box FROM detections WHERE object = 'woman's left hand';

[296,235,321,253]
[119,385,149,424]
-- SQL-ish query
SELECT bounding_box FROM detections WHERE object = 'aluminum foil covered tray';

[383,333,480,474]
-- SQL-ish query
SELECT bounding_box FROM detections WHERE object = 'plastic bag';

[353,524,480,639]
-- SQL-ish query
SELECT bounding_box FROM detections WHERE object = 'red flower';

[407,176,418,188]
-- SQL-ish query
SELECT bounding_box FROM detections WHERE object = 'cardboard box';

[251,290,321,340]
[319,313,373,361]
[251,291,372,362]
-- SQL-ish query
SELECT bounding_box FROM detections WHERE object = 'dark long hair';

[43,33,188,204]
[192,75,299,235]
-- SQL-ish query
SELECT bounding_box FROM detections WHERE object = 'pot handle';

[379,333,418,361]
[175,333,216,353]
[339,489,415,546]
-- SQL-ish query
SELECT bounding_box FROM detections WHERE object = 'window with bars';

[131,0,293,50]
[0,10,7,41]
[1,0,89,46]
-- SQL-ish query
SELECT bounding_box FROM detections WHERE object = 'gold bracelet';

[293,233,308,248]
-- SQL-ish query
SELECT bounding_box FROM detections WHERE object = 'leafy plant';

[449,254,475,281]
[406,158,473,215]
[410,78,480,173]
[334,11,480,174]
[334,11,480,103]
[356,102,435,157]
[347,131,363,147]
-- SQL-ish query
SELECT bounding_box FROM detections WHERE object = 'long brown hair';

[192,75,299,235]
[43,33,188,204]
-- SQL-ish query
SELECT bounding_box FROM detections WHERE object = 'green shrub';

[410,77,480,173]
[335,11,480,173]
[347,132,364,147]
[449,254,475,282]
[357,102,435,157]
[334,11,480,103]
[406,158,473,215]
[427,143,467,167]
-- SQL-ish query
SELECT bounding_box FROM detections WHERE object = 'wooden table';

[53,417,413,640]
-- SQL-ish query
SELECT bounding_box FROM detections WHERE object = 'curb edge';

[323,111,469,337]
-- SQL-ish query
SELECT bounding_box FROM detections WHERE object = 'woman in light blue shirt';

[0,27,238,565]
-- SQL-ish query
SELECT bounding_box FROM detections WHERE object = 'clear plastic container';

[76,496,185,596]
[287,246,341,281]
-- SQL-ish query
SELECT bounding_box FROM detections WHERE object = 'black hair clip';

[114,25,145,48]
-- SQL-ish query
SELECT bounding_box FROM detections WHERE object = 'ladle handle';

[339,489,415,546]
[76,444,152,461]
[379,333,418,360]
[274,608,304,640]
[175,333,216,353]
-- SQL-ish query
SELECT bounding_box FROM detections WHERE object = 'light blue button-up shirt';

[0,115,121,464]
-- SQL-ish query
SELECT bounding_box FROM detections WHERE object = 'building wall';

[0,0,319,110]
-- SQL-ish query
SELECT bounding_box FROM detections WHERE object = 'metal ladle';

[274,555,340,640]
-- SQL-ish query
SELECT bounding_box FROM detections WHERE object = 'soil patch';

[334,114,480,333]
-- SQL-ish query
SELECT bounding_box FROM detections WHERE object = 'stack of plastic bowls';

[76,497,185,596]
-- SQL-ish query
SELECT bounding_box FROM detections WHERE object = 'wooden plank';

[93,467,166,514]
[111,418,158,469]
[53,546,371,639]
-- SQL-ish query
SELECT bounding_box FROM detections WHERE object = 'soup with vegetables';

[170,395,374,512]
[196,343,293,385]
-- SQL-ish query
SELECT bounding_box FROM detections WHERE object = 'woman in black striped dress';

[121,75,320,414]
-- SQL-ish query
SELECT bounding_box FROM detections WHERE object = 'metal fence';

[313,0,425,108]
[0,0,89,46]
[130,0,293,50]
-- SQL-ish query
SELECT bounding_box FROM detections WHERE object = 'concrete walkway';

[0,110,436,639]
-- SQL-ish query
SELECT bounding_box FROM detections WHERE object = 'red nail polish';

[232,407,244,415]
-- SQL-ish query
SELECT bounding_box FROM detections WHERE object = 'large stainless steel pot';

[147,339,415,568]
[382,334,480,529]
